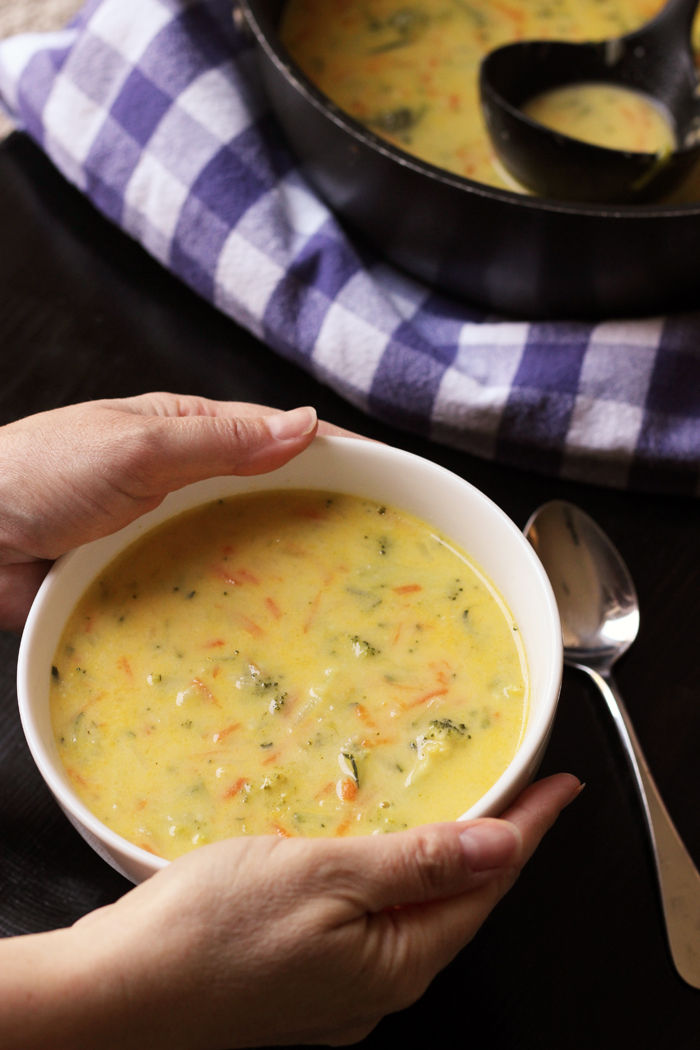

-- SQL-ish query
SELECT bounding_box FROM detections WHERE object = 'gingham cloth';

[1,0,699,495]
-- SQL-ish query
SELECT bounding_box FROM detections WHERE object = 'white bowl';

[17,437,562,883]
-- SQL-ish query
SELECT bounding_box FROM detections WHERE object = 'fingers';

[289,818,521,926]
[283,774,580,926]
[499,772,582,865]
[102,393,277,419]
[108,391,371,440]
[99,396,369,495]
[109,405,320,497]
[370,775,582,981]
[0,562,53,633]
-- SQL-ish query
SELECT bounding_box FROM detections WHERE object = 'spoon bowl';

[480,0,700,202]
[525,500,639,666]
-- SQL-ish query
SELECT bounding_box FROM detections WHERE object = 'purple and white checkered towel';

[1,0,700,495]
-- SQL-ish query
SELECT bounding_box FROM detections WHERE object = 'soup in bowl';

[17,438,562,883]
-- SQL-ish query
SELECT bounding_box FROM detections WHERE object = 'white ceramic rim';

[17,436,562,875]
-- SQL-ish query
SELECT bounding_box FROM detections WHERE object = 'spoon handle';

[573,662,700,989]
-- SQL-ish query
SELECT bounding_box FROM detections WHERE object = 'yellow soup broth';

[523,83,675,154]
[50,491,527,860]
[280,0,700,197]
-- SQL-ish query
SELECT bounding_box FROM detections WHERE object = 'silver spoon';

[525,500,700,988]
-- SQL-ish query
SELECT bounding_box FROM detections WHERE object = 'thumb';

[307,818,522,919]
[127,405,319,493]
[305,773,580,919]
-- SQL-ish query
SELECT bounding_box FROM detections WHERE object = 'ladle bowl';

[480,0,700,203]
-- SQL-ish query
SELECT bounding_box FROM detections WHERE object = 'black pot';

[240,0,700,319]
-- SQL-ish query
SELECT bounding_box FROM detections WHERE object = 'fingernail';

[564,781,586,807]
[459,820,522,871]
[267,407,317,441]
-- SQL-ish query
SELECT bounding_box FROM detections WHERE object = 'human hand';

[0,393,361,631]
[52,773,579,1050]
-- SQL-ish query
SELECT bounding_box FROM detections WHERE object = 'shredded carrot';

[224,777,248,800]
[235,568,260,584]
[393,584,422,595]
[192,677,221,705]
[272,822,292,838]
[82,691,105,710]
[335,819,352,836]
[401,687,449,710]
[303,590,322,633]
[66,767,87,788]
[140,843,157,855]
[204,639,226,649]
[117,656,133,679]
[136,799,148,811]
[212,722,241,743]
[355,703,376,727]
[338,777,358,802]
[212,565,260,586]
[265,597,282,619]
[490,0,526,24]
[262,750,281,766]
[283,542,309,557]
[212,666,221,679]
[429,660,451,685]
[315,780,335,799]
[235,614,264,638]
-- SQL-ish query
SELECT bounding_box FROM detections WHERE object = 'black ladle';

[479,0,700,203]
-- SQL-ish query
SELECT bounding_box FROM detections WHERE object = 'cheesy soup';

[280,0,700,197]
[523,83,675,154]
[50,491,527,860]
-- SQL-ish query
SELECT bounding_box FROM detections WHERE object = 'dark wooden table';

[1,130,700,1049]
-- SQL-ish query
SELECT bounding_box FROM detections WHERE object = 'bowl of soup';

[239,0,700,317]
[17,437,562,883]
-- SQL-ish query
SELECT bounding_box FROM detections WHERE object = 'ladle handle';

[573,662,700,989]
[631,0,700,44]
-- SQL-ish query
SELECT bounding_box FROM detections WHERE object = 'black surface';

[244,0,700,318]
[2,130,700,1048]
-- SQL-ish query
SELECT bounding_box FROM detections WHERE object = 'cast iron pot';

[240,0,700,319]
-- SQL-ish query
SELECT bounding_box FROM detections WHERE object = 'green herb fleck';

[427,718,467,738]
[350,635,380,657]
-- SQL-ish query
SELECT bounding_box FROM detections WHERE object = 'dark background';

[1,130,700,1048]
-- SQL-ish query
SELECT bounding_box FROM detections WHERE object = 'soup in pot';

[280,0,699,197]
